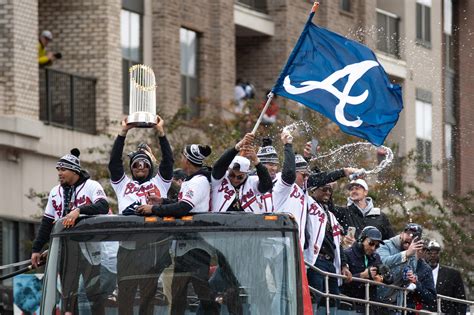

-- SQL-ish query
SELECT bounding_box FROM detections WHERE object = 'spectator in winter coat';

[333,179,395,248]
[341,226,384,313]
[377,223,427,313]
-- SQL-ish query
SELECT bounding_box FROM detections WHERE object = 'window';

[340,0,351,12]
[416,99,432,181]
[180,28,199,118]
[376,10,400,58]
[416,0,431,46]
[121,3,143,114]
[445,123,455,192]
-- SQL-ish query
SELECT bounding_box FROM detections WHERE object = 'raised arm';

[280,130,295,185]
[212,133,255,180]
[242,145,272,193]
[155,116,174,181]
[108,118,135,182]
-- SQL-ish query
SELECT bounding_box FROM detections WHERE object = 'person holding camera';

[340,226,391,314]
[38,30,62,67]
[377,223,436,314]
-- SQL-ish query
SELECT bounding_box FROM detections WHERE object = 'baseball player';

[31,148,109,315]
[273,153,310,248]
[256,130,295,213]
[108,116,173,214]
[108,116,174,315]
[136,144,217,315]
[210,133,272,213]
[136,143,212,216]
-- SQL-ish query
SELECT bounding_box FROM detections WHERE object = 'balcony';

[39,68,97,134]
[236,0,267,13]
[234,0,274,37]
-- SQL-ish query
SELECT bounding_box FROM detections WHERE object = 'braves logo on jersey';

[123,182,162,198]
[289,185,305,206]
[45,180,106,220]
[112,174,170,213]
[212,174,262,213]
[217,178,235,201]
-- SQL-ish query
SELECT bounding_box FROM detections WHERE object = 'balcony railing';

[235,0,267,13]
[39,68,97,134]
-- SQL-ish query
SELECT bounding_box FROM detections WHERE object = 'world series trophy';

[127,64,157,127]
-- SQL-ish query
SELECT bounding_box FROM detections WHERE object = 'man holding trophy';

[108,65,175,315]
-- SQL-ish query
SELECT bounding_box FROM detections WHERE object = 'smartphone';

[311,138,319,157]
[347,226,356,239]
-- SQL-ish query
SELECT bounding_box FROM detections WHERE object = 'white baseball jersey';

[111,172,171,213]
[272,174,308,248]
[255,173,288,213]
[211,173,262,213]
[304,198,343,282]
[44,179,107,220]
[178,174,210,213]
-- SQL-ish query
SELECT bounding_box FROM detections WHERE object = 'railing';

[305,261,474,315]
[235,0,267,13]
[39,68,97,134]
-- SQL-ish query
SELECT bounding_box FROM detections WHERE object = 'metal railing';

[305,261,474,314]
[39,68,97,134]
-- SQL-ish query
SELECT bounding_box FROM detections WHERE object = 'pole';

[251,92,274,134]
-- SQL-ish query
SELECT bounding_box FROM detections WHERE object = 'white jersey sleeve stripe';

[181,199,195,208]
[112,173,126,185]
[155,171,172,183]
[44,213,55,219]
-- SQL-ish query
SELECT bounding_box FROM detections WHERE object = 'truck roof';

[51,213,299,236]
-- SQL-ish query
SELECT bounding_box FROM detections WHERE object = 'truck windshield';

[41,229,299,314]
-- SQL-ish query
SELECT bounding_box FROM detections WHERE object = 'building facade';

[0,0,470,275]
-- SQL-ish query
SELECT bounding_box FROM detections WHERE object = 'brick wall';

[151,0,235,118]
[454,0,474,194]
[0,0,38,119]
[38,0,122,133]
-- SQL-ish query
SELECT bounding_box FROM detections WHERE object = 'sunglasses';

[132,159,151,169]
[320,186,333,193]
[228,172,246,180]
[368,241,380,249]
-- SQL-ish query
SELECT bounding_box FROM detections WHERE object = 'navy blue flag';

[272,11,403,146]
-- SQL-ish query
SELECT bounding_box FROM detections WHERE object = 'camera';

[54,52,62,59]
[375,264,394,285]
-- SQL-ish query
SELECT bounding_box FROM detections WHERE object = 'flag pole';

[251,92,274,134]
[251,2,319,135]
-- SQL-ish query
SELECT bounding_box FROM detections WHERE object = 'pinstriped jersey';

[111,172,171,213]
[178,174,210,213]
[272,174,309,248]
[44,179,107,220]
[210,173,262,213]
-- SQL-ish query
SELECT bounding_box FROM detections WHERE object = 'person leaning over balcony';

[31,148,109,315]
[108,116,174,315]
[38,30,61,67]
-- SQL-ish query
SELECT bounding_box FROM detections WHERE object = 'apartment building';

[0,0,470,270]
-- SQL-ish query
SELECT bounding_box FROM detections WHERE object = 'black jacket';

[406,259,437,313]
[435,265,467,314]
[341,242,382,311]
[333,202,394,240]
